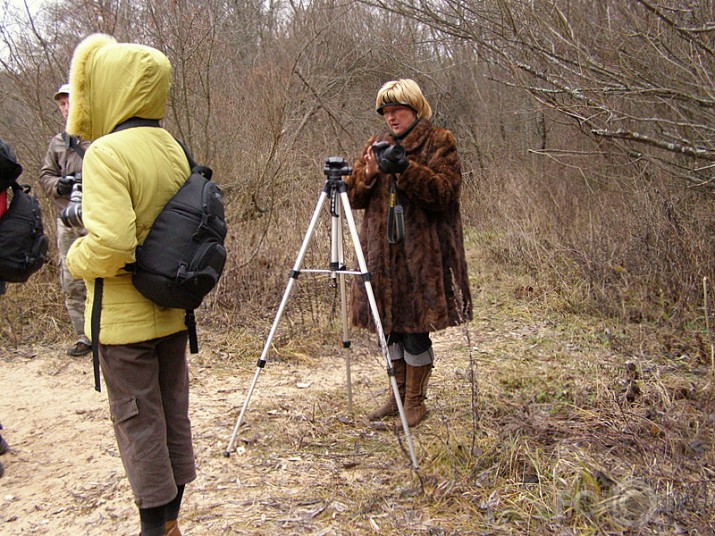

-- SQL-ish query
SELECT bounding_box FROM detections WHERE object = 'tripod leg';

[224,190,330,456]
[340,271,352,412]
[223,363,263,456]
[338,190,419,469]
[333,208,353,413]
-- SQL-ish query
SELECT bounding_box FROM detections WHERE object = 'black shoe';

[0,435,8,455]
[67,340,92,357]
[0,461,4,478]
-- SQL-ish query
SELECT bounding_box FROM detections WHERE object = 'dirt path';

[3,314,713,535]
[0,332,466,535]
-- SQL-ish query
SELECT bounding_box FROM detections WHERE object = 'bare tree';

[363,0,715,189]
[5,0,711,328]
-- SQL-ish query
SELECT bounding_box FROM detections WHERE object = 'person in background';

[0,137,21,296]
[346,78,472,428]
[39,83,92,356]
[0,138,21,478]
[0,181,6,299]
[0,424,9,478]
[65,34,195,536]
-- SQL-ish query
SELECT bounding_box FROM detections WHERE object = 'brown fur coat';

[346,119,472,335]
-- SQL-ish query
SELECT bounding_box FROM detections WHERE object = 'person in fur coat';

[346,78,472,427]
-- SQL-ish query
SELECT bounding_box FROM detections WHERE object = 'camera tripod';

[224,157,418,468]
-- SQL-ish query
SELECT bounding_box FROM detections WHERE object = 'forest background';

[1,0,714,534]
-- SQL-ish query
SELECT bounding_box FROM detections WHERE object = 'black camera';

[59,174,83,228]
[323,156,352,181]
[371,141,408,174]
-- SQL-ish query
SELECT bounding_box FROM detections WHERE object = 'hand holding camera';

[56,175,76,196]
[371,141,409,175]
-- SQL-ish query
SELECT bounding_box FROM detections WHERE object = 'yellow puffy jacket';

[65,34,189,344]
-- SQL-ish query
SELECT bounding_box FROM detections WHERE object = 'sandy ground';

[0,330,465,535]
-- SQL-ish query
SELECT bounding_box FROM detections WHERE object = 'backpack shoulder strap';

[113,117,161,132]
[112,118,212,180]
[176,140,212,180]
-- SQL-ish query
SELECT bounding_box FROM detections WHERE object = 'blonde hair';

[375,79,432,120]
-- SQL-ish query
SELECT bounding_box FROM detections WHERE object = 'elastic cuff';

[404,347,434,367]
[387,343,404,362]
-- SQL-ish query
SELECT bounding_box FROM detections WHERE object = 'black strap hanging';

[382,119,418,245]
[62,131,86,159]
[185,309,198,354]
[91,277,103,392]
[387,177,404,244]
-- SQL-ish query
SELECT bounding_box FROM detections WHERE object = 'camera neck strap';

[391,117,420,142]
[62,131,86,159]
[387,176,404,244]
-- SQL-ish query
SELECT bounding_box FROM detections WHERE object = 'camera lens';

[60,205,83,228]
[59,183,83,228]
[375,142,407,174]
[384,144,405,162]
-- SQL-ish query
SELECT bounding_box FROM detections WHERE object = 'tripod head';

[323,157,352,183]
[323,157,352,216]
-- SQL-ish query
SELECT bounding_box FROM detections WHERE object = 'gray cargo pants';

[99,330,197,508]
[57,219,87,338]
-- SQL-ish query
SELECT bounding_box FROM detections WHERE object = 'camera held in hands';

[59,173,83,228]
[371,141,408,174]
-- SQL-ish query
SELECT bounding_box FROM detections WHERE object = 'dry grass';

[179,233,714,535]
[4,260,713,534]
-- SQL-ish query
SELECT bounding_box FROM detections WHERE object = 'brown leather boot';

[398,363,432,427]
[165,520,182,536]
[367,359,406,420]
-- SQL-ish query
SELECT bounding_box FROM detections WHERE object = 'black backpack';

[125,145,226,361]
[0,139,49,283]
[0,182,49,283]
[131,151,227,312]
[89,119,227,391]
[111,120,226,311]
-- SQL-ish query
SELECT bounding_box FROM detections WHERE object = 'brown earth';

[2,300,713,535]
[0,327,473,536]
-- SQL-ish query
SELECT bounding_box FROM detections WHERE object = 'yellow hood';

[67,33,172,141]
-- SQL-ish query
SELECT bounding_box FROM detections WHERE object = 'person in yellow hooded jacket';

[65,33,194,536]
